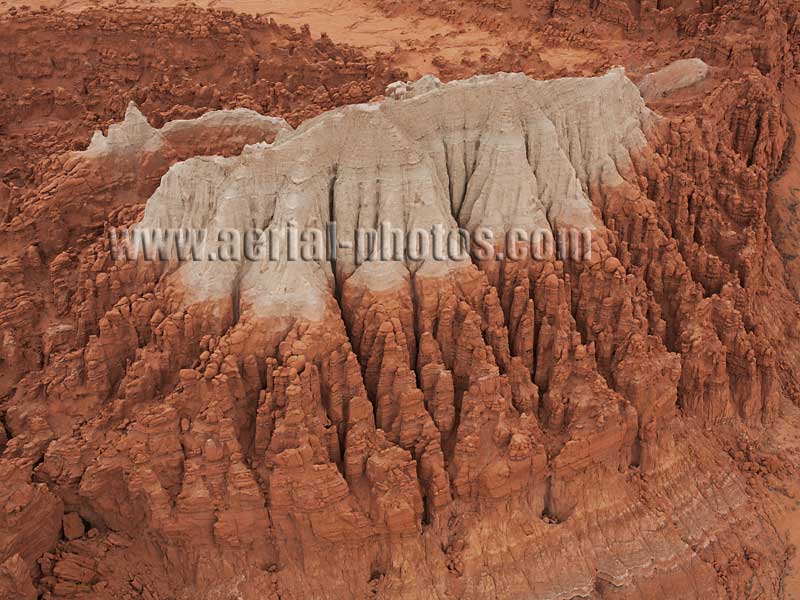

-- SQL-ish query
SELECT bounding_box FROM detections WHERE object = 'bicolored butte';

[1,69,798,599]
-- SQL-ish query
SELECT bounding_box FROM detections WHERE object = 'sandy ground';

[1,0,511,78]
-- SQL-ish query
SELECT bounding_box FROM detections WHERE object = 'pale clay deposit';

[121,70,655,317]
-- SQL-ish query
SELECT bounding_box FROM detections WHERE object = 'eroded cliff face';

[0,57,798,599]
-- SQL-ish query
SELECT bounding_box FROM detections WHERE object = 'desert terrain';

[1,0,800,599]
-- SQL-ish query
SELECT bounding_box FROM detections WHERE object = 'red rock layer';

[374,0,799,83]
[0,6,406,188]
[0,4,799,600]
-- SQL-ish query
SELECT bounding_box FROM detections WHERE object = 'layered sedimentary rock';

[1,64,797,599]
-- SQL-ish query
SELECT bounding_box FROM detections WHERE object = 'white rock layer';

[135,69,658,319]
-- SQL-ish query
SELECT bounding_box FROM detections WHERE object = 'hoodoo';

[1,2,799,597]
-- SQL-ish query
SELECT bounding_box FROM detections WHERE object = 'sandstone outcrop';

[0,65,796,598]
[0,6,406,187]
[1,3,799,599]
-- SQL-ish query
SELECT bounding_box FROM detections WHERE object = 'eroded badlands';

[1,1,800,599]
